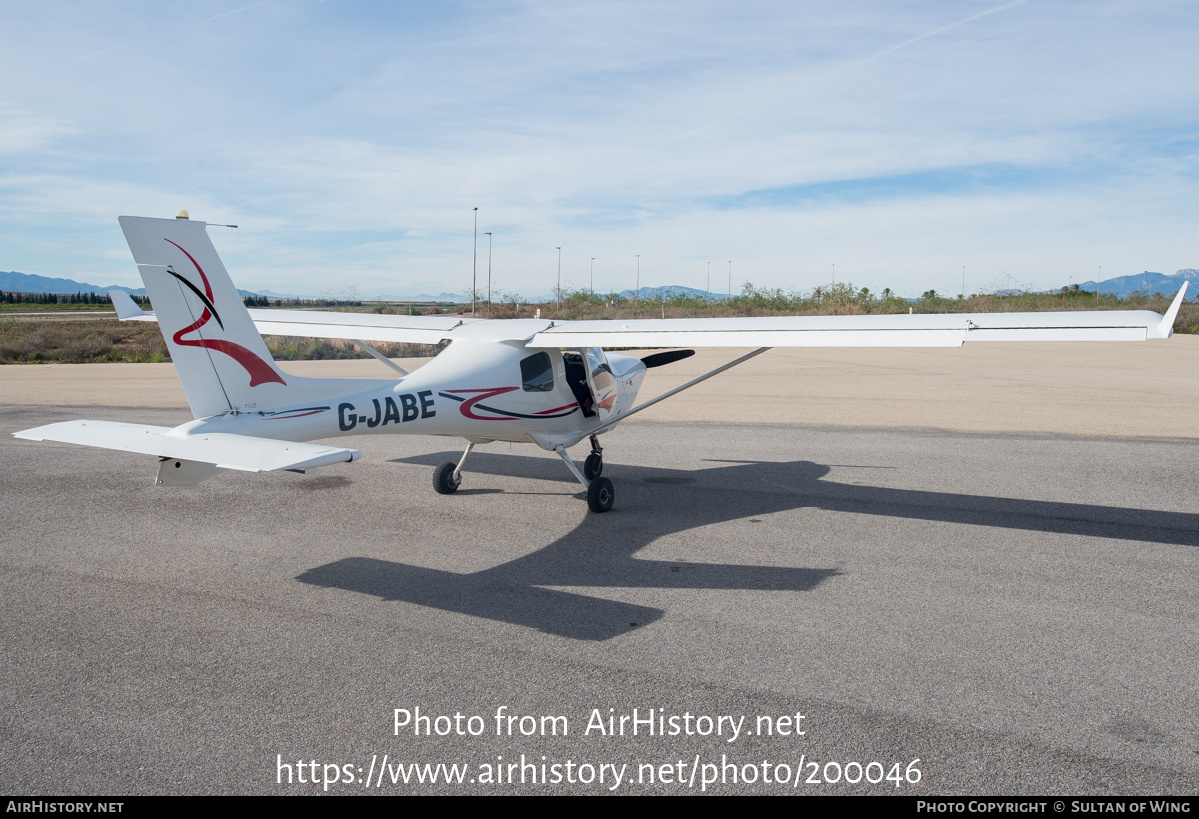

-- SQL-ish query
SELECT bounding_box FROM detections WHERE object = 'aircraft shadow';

[297,453,1199,640]
[397,451,1199,548]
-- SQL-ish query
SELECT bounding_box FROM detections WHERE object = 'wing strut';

[592,347,771,434]
[350,339,409,376]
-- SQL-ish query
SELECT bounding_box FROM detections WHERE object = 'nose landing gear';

[583,434,603,480]
[554,440,614,513]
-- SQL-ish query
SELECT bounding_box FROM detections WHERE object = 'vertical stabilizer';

[119,216,288,418]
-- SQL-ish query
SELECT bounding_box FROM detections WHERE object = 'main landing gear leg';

[434,442,474,495]
[555,444,614,513]
[584,434,603,481]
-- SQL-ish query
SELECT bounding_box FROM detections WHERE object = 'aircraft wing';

[527,287,1187,348]
[111,285,1187,349]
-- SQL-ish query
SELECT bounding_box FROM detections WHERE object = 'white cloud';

[0,111,77,155]
[0,0,1196,294]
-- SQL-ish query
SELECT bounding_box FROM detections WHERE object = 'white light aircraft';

[14,215,1189,512]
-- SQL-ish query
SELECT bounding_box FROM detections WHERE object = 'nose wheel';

[555,443,614,513]
[587,477,614,513]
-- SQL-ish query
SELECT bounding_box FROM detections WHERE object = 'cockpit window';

[520,352,555,392]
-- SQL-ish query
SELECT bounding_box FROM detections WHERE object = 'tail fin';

[119,215,289,418]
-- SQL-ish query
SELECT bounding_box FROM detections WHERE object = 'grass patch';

[0,319,169,363]
[265,337,443,360]
[0,319,442,364]
[0,303,116,313]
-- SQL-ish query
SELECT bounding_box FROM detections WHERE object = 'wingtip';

[1153,282,1188,339]
[109,289,141,319]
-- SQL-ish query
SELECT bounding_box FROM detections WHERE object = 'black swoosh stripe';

[437,392,579,420]
[168,269,224,330]
[264,406,331,416]
[473,402,579,419]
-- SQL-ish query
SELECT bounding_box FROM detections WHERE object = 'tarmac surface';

[2,343,1198,794]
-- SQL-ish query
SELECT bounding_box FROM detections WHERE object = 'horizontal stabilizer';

[14,420,360,474]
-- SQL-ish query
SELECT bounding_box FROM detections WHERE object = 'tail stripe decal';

[167,268,224,330]
[164,239,285,387]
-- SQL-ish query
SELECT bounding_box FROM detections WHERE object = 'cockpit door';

[583,347,618,422]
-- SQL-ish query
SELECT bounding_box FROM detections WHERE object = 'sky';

[2,0,1197,299]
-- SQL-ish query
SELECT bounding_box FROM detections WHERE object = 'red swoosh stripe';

[536,403,581,415]
[164,239,285,387]
[444,387,520,420]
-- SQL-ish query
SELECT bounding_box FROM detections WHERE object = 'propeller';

[639,349,695,369]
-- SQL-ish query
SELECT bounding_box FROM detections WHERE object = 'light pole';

[707,260,710,295]
[591,257,595,294]
[471,207,478,316]
[961,265,965,300]
[636,254,640,300]
[727,260,732,297]
[1097,266,1101,305]
[556,247,562,309]
[831,263,835,285]
[485,232,492,315]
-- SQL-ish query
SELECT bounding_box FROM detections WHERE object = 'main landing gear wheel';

[433,462,461,494]
[584,452,603,480]
[587,477,614,513]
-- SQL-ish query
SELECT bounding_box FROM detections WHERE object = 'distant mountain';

[0,270,478,303]
[410,293,469,302]
[2,270,268,300]
[11,265,1196,306]
[1065,270,1198,298]
[0,270,145,297]
[0,269,738,304]
[258,289,467,302]
[614,285,730,300]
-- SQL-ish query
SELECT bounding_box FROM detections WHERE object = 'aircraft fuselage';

[172,340,648,452]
